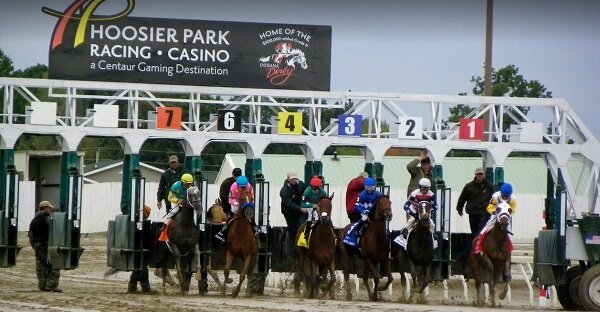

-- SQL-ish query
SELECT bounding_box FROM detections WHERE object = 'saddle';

[393,228,439,250]
[342,222,368,248]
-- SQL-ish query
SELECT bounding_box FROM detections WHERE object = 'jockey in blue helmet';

[348,177,382,238]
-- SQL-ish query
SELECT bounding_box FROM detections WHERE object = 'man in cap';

[345,171,369,223]
[156,155,186,212]
[219,167,243,216]
[456,167,494,234]
[280,171,306,245]
[406,150,433,197]
[28,201,61,292]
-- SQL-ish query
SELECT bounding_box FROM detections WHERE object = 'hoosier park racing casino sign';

[46,0,331,91]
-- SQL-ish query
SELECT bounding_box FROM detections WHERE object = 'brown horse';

[470,202,512,307]
[294,195,336,299]
[338,195,393,301]
[221,200,258,298]
[207,198,228,224]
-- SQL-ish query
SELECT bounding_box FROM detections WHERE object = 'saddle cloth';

[158,222,171,242]
[473,231,513,254]
[393,229,438,250]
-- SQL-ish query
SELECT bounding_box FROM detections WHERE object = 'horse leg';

[221,251,234,296]
[362,260,378,301]
[233,254,251,298]
[376,259,393,292]
[294,248,304,298]
[474,280,485,307]
[340,249,353,301]
[323,262,336,299]
[308,261,317,299]
[399,271,408,303]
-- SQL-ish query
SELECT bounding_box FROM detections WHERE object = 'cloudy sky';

[1,0,599,138]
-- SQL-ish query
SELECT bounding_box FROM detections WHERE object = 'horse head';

[416,201,433,224]
[317,195,334,223]
[185,186,202,214]
[286,50,308,69]
[374,195,393,222]
[495,202,512,233]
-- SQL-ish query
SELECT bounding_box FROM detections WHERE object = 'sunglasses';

[311,186,319,190]
[476,173,484,176]
[365,186,376,191]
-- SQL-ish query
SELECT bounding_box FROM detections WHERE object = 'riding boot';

[304,221,312,238]
[159,219,172,232]
[401,227,408,239]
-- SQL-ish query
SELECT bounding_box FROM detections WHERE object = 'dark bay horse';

[158,186,201,294]
[394,201,435,303]
[294,195,336,299]
[221,200,258,297]
[470,202,513,307]
[338,195,393,301]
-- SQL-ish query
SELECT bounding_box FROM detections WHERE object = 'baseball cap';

[38,201,54,209]
[475,167,485,175]
[358,172,369,178]
[287,171,298,180]
[169,155,179,163]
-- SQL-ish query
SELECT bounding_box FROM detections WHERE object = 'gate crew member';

[157,155,186,212]
[29,201,61,292]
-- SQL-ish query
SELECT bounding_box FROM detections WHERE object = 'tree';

[446,64,552,132]
[0,49,14,76]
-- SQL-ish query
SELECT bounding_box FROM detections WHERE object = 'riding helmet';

[418,178,431,188]
[181,173,194,184]
[309,176,322,187]
[236,176,249,187]
[364,177,376,187]
[500,183,513,197]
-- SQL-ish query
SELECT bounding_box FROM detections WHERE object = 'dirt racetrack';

[0,232,561,312]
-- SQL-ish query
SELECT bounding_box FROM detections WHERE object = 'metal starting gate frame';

[1,77,599,306]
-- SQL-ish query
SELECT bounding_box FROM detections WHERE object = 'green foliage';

[447,64,553,133]
[0,49,14,76]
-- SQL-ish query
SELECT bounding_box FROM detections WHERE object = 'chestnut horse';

[294,195,336,299]
[221,198,258,298]
[470,202,512,307]
[338,195,393,301]
[394,201,435,303]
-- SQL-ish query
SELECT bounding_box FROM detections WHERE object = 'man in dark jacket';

[219,167,242,216]
[280,171,307,242]
[456,167,494,234]
[28,201,61,292]
[156,155,186,212]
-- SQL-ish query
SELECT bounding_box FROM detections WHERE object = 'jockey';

[401,178,438,238]
[479,183,517,237]
[301,176,328,238]
[228,176,255,215]
[161,173,194,230]
[216,176,257,243]
[350,178,382,237]
[476,183,517,281]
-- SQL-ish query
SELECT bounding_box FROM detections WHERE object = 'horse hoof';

[346,293,352,301]
[226,278,233,284]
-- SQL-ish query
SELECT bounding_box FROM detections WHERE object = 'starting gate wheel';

[578,264,600,311]
[557,265,584,310]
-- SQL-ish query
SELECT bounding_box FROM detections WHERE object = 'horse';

[221,197,258,298]
[394,201,436,303]
[338,195,393,301]
[157,186,202,294]
[470,202,513,307]
[207,198,228,224]
[286,49,308,69]
[293,195,336,299]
